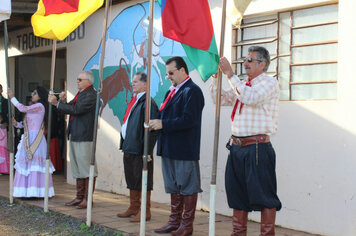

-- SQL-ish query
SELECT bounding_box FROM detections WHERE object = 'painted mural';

[83,2,194,123]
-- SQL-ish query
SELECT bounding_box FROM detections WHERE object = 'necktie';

[69,91,80,121]
[123,95,137,124]
[231,80,252,121]
[160,88,176,111]
[69,85,92,121]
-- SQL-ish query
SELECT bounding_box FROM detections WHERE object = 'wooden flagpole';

[3,21,15,205]
[44,40,57,212]
[209,0,227,235]
[139,0,155,234]
[86,0,110,226]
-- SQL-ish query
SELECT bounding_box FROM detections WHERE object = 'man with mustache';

[215,46,282,236]
[149,56,204,236]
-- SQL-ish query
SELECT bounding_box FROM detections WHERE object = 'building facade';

[1,0,355,235]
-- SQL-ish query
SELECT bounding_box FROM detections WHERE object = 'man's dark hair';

[135,72,147,82]
[248,46,270,72]
[165,56,189,75]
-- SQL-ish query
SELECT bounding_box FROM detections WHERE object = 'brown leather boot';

[172,193,198,236]
[130,191,151,222]
[117,189,141,217]
[231,209,248,236]
[65,178,85,206]
[260,208,276,236]
[76,177,96,209]
[154,194,183,233]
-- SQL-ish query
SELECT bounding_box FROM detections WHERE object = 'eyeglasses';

[166,68,179,76]
[243,57,262,63]
[77,78,89,82]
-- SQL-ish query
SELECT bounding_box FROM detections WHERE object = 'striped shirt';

[210,73,279,136]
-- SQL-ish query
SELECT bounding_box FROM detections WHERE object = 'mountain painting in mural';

[83,1,194,123]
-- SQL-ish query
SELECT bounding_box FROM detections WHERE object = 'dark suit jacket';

[120,94,158,155]
[0,96,8,125]
[157,79,204,161]
[57,86,96,142]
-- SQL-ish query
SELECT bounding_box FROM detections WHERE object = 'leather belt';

[231,134,270,146]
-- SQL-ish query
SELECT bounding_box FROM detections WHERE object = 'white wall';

[210,0,356,235]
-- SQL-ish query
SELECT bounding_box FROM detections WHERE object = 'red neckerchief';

[160,76,190,111]
[122,94,137,124]
[231,79,252,121]
[70,85,92,121]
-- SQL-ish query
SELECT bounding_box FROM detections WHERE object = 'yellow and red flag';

[31,0,103,40]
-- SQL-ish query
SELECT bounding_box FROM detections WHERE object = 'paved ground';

[0,173,318,236]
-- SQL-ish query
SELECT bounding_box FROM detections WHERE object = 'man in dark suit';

[117,72,158,222]
[149,57,205,236]
[0,84,9,129]
[49,71,97,209]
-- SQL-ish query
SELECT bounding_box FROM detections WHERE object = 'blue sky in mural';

[83,1,189,123]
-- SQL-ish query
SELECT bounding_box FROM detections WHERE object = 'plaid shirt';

[210,73,279,136]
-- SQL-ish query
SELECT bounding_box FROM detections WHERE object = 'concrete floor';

[0,173,319,236]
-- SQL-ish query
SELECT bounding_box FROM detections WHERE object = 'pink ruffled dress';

[0,127,9,174]
[11,97,55,198]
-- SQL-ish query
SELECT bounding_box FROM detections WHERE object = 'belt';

[231,134,269,146]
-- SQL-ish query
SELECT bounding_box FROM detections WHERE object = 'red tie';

[123,95,137,124]
[69,85,92,121]
[160,88,176,111]
[231,80,252,121]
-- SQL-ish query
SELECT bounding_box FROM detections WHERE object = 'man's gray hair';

[81,70,94,84]
[248,46,270,72]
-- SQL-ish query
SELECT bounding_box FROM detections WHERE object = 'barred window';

[232,4,338,100]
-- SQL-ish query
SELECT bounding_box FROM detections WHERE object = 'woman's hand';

[12,117,17,127]
[7,89,14,99]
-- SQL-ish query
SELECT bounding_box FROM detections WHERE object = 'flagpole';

[44,40,57,212]
[140,0,154,234]
[209,0,227,235]
[86,0,110,227]
[4,21,15,205]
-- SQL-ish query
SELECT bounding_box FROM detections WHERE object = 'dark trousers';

[225,142,282,212]
[123,153,153,191]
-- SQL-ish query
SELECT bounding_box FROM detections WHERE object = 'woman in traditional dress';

[8,87,55,198]
[0,114,9,174]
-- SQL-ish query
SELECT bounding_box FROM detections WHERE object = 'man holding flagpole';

[117,72,158,222]
[49,71,98,209]
[213,46,281,236]
[149,56,204,236]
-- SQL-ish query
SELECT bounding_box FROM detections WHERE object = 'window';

[231,4,338,100]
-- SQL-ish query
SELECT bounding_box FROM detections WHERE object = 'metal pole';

[44,40,57,212]
[4,21,15,205]
[209,0,227,235]
[140,0,154,234]
[86,0,110,226]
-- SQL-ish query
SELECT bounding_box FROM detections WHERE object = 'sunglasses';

[166,68,179,76]
[243,57,262,63]
[31,91,37,96]
[77,78,89,82]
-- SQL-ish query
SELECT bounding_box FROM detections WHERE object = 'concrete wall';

[1,0,356,235]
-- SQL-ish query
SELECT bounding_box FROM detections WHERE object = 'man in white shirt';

[216,46,282,236]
